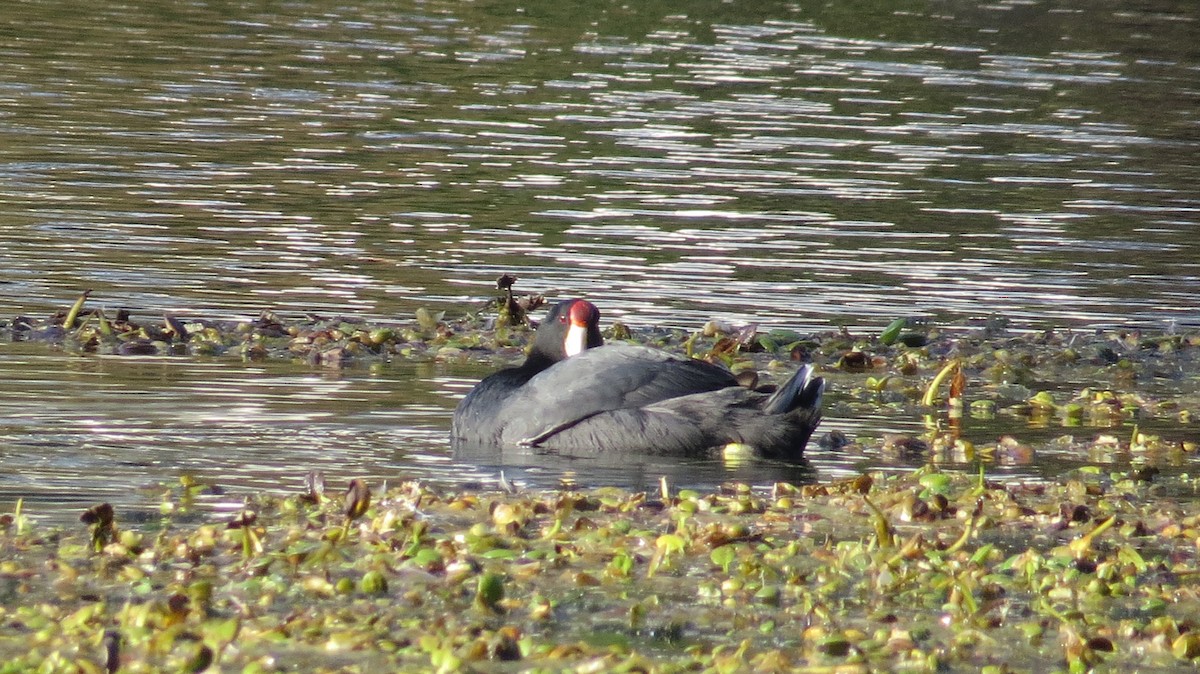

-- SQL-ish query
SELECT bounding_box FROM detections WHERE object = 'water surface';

[1,0,1197,522]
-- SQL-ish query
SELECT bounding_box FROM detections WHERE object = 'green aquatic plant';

[921,359,961,407]
[61,289,91,329]
[3,288,1200,449]
[880,317,906,346]
[3,469,1200,670]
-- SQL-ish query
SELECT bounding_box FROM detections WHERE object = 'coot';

[451,299,824,462]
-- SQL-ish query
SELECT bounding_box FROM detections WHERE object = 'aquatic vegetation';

[3,470,1200,671]
[3,292,1199,465]
[3,292,1200,669]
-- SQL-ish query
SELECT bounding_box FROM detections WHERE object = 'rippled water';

[1,0,1198,521]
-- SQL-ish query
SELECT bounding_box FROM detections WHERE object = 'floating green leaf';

[880,317,906,345]
[710,545,736,574]
[475,571,506,612]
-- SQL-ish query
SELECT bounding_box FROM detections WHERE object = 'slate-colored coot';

[451,299,824,462]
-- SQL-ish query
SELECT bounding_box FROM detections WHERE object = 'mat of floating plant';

[2,468,1200,672]
[3,290,1200,670]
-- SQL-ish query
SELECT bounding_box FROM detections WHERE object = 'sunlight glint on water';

[0,0,1197,522]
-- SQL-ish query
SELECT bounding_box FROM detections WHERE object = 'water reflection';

[0,0,1195,330]
[0,347,453,520]
[3,333,1198,524]
[0,0,1198,521]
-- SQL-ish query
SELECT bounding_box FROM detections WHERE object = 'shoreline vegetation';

[2,289,1200,671]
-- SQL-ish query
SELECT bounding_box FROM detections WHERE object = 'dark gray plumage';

[451,299,824,463]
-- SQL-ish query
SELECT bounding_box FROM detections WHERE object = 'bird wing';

[499,344,737,446]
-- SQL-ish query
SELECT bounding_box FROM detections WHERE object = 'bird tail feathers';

[763,364,825,415]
